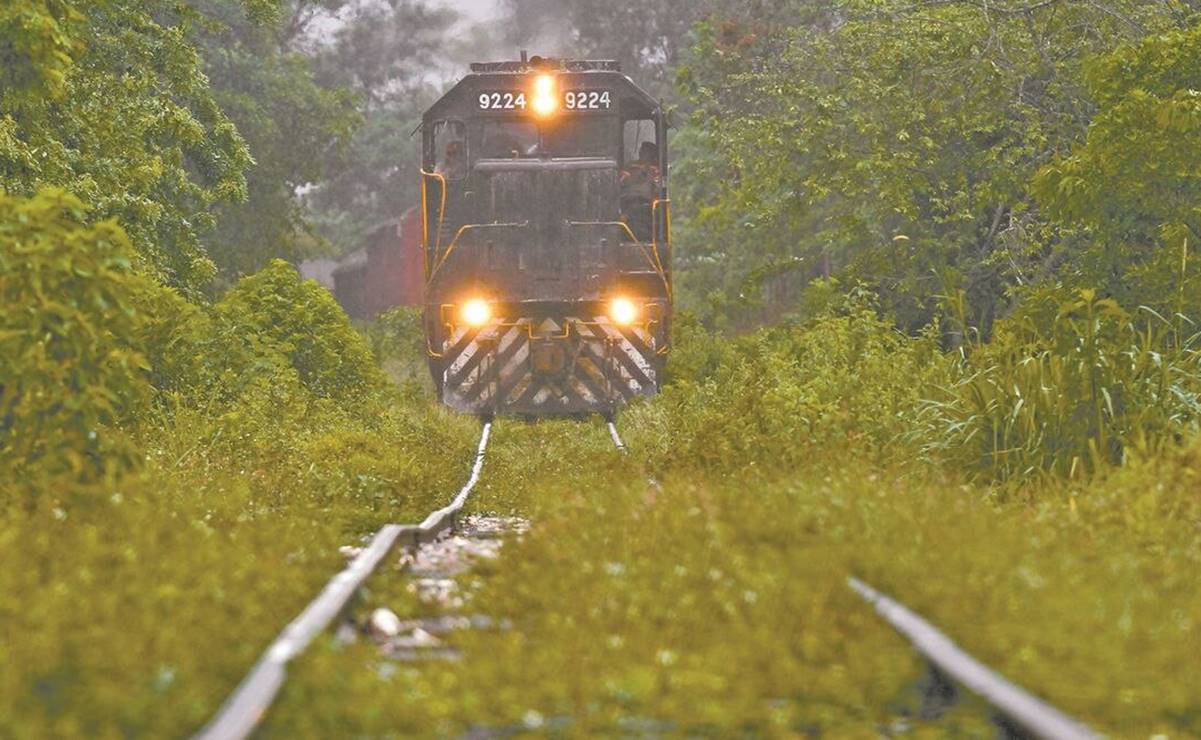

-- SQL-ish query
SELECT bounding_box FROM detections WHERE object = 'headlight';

[461,298,492,327]
[609,297,639,326]
[531,74,558,117]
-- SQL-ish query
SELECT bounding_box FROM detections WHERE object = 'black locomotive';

[419,56,672,417]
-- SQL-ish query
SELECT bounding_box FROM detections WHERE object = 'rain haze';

[12,1,1182,737]
[440,0,500,20]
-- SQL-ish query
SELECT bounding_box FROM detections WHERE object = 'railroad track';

[847,578,1100,739]
[607,420,626,452]
[196,418,1097,739]
[195,420,628,739]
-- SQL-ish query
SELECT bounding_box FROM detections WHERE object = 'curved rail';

[607,421,626,452]
[194,423,493,740]
[848,577,1100,740]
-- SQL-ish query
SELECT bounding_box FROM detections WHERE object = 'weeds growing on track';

[270,297,1201,737]
[0,203,478,738]
[270,424,1201,736]
[0,398,473,737]
[5,191,1200,736]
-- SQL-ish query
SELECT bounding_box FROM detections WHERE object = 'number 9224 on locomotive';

[419,55,672,419]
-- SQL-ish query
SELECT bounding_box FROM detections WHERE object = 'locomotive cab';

[420,57,672,417]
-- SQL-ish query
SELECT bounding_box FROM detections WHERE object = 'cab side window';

[620,119,660,241]
[623,119,658,168]
[433,120,467,180]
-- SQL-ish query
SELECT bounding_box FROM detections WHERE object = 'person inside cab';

[620,141,660,241]
[436,139,467,181]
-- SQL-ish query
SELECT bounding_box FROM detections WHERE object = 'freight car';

[330,207,425,318]
[419,55,672,417]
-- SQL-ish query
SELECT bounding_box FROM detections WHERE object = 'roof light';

[531,74,558,117]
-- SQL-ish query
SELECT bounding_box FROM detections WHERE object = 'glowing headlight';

[461,298,492,327]
[531,74,558,117]
[609,297,639,326]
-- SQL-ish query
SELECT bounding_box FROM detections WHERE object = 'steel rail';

[194,422,493,740]
[847,577,1101,740]
[607,421,626,452]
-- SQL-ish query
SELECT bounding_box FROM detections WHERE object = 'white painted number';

[564,90,612,110]
[478,92,527,110]
[480,89,610,111]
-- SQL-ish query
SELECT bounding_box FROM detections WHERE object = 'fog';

[439,0,501,20]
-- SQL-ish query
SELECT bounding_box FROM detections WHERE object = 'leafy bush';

[363,306,431,391]
[215,259,383,402]
[631,295,951,473]
[1,203,390,501]
[918,289,1201,483]
[636,284,1201,488]
[0,189,148,494]
[0,196,480,735]
[129,280,216,400]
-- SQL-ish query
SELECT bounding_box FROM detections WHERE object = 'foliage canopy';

[675,0,1201,332]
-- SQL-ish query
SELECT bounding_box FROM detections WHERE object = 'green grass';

[262,309,1201,737]
[0,393,478,738]
[5,242,1200,737]
[264,414,1201,737]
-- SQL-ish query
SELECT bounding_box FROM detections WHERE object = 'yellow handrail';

[420,170,448,279]
[565,219,643,250]
[428,221,529,283]
[566,220,671,299]
[650,199,673,300]
[652,199,672,247]
[420,176,428,277]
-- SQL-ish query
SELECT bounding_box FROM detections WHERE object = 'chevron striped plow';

[434,300,666,416]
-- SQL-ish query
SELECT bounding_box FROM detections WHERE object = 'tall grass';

[917,290,1201,483]
[0,193,479,736]
[635,285,1201,487]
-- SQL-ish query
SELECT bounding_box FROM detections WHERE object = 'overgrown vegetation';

[674,1,1201,333]
[0,189,477,736]
[5,0,1201,736]
[269,312,1201,736]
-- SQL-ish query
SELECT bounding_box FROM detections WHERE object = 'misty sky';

[439,0,500,21]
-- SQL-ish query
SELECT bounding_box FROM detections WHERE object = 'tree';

[1035,22,1201,311]
[293,0,455,248]
[500,0,822,99]
[500,0,703,97]
[190,0,361,280]
[0,0,266,295]
[0,1,80,102]
[0,189,149,490]
[675,0,1192,332]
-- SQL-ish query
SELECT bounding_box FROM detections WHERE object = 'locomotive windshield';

[542,117,615,157]
[478,121,538,158]
[472,118,615,159]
